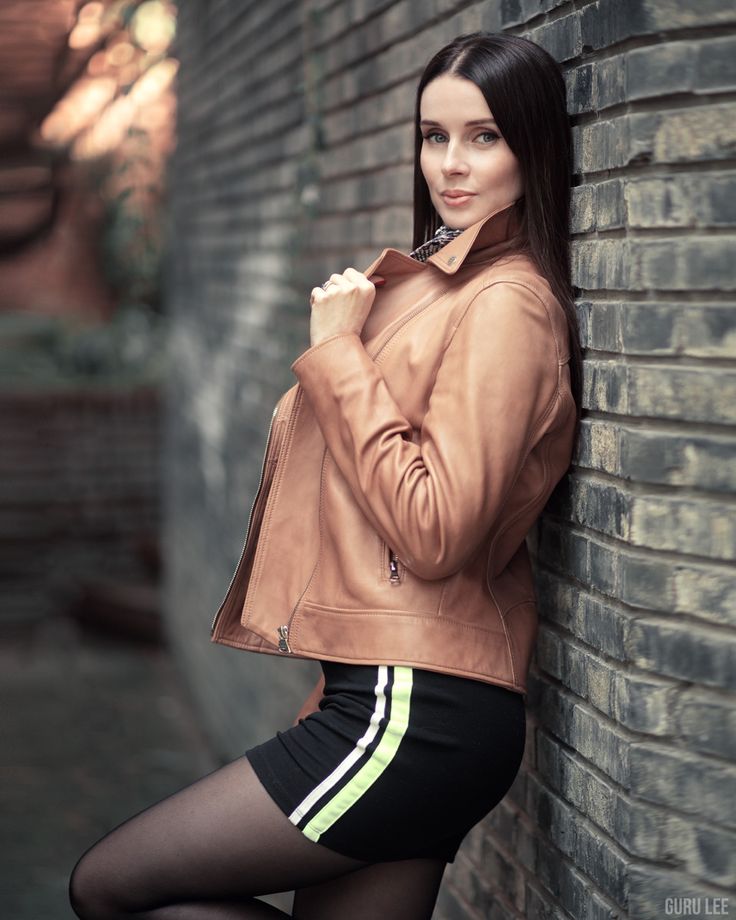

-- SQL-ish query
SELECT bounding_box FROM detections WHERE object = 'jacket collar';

[427,199,524,273]
[362,199,524,279]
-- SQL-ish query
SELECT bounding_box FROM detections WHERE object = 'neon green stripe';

[301,666,413,843]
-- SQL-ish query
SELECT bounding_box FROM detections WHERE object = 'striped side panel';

[295,665,414,844]
[288,665,391,825]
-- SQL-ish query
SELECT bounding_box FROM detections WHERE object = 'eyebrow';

[419,118,497,126]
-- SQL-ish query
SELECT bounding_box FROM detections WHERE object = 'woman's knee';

[68,845,128,920]
[292,855,447,920]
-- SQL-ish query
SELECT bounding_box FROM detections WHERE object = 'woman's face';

[419,73,524,230]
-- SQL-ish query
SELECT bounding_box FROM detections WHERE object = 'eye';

[421,130,500,144]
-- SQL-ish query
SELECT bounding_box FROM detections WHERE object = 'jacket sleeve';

[290,281,562,581]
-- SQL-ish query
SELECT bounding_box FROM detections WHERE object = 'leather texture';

[210,200,577,696]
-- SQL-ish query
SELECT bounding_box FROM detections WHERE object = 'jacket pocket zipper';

[387,546,402,584]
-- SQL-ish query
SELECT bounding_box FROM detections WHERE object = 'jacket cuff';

[290,331,365,378]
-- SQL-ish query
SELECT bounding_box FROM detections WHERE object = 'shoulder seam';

[471,278,570,364]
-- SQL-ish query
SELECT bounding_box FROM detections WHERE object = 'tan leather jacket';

[210,200,577,697]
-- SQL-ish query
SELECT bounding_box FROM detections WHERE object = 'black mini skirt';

[244,659,526,864]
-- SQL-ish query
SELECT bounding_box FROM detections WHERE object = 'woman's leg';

[292,857,448,920]
[68,755,371,919]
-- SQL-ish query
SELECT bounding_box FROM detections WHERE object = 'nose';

[441,139,469,177]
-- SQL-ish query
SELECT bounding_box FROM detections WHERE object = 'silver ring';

[321,280,335,291]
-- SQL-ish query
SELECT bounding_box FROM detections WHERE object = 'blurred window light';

[131,1,176,54]
[128,59,178,107]
[87,50,110,77]
[36,0,178,160]
[79,1,104,21]
[40,77,118,146]
[72,95,136,160]
[69,20,102,49]
[69,1,105,49]
[107,41,136,67]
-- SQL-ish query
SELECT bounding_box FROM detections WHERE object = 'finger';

[343,267,374,289]
[369,274,386,287]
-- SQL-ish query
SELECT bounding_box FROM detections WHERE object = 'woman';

[69,30,582,920]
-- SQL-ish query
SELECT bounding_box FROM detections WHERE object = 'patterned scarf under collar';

[408,223,463,262]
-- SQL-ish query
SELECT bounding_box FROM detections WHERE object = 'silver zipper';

[388,547,401,583]
[277,624,292,652]
[210,403,281,636]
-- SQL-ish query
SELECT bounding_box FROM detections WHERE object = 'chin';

[433,209,460,229]
[442,214,474,231]
[433,197,481,230]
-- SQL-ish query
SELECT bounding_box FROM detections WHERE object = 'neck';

[464,202,526,265]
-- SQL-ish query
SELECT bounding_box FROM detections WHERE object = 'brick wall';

[164,2,735,917]
[1,386,160,624]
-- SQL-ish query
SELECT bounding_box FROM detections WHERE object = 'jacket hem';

[211,626,526,695]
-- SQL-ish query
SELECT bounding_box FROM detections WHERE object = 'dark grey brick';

[675,691,736,760]
[569,60,594,113]
[630,741,736,827]
[596,178,626,229]
[627,41,698,99]
[580,0,650,50]
[576,421,736,491]
[593,54,627,108]
[526,13,583,63]
[628,620,736,691]
[696,35,736,90]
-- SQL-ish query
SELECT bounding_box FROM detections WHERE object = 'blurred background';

[1,2,734,920]
[0,3,224,918]
[1,0,175,620]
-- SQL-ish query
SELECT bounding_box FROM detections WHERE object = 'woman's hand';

[309,268,385,348]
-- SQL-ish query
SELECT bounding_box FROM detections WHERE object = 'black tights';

[68,755,448,919]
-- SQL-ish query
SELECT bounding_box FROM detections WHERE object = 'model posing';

[69,31,582,920]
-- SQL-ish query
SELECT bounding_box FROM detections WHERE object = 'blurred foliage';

[0,306,167,390]
[88,126,166,314]
[0,1,177,389]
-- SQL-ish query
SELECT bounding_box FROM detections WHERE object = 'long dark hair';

[412,32,583,442]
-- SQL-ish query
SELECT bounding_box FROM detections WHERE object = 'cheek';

[420,146,440,183]
[482,152,522,192]
[419,148,431,181]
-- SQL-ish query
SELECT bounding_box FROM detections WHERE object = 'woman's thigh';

[292,857,448,920]
[68,755,371,917]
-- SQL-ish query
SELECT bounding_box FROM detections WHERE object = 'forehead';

[420,74,493,119]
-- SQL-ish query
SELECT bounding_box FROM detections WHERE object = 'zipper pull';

[277,624,292,652]
[388,549,401,584]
